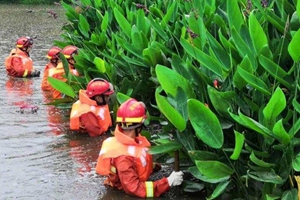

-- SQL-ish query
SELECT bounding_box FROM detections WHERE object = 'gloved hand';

[167,171,184,187]
[30,69,40,77]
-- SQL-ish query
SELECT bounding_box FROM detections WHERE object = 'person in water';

[41,46,62,91]
[4,36,40,78]
[70,78,114,137]
[96,98,184,198]
[48,45,79,98]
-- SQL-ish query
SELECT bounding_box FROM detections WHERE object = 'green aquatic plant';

[51,0,300,198]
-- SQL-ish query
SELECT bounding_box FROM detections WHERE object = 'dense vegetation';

[0,0,70,5]
[48,0,300,199]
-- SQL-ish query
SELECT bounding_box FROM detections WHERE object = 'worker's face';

[94,95,111,105]
[68,58,75,65]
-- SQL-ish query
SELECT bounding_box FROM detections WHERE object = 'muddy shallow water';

[0,4,204,200]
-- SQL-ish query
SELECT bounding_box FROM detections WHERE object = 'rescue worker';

[4,36,40,78]
[95,98,184,198]
[41,46,62,91]
[48,45,79,98]
[70,78,114,137]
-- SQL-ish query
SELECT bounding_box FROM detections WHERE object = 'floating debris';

[18,105,39,114]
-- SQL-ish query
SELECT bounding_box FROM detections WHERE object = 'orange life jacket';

[96,127,153,183]
[41,62,56,91]
[4,48,33,77]
[70,89,112,132]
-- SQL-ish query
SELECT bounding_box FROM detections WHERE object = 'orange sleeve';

[114,156,170,198]
[80,112,103,137]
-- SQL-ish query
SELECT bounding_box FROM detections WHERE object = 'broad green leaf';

[281,189,298,200]
[131,26,146,50]
[93,57,106,73]
[263,87,286,122]
[233,56,253,90]
[189,166,230,183]
[292,153,300,171]
[265,194,280,200]
[288,29,300,62]
[227,0,243,31]
[290,118,300,137]
[80,0,91,6]
[116,92,131,104]
[207,85,234,118]
[188,99,223,149]
[47,77,75,98]
[265,9,285,33]
[293,99,300,113]
[113,8,131,38]
[237,67,271,95]
[156,65,194,98]
[101,12,109,32]
[207,181,230,200]
[272,120,291,146]
[161,1,176,28]
[148,141,182,154]
[188,150,218,161]
[78,14,90,38]
[114,35,144,59]
[196,160,234,179]
[231,27,257,69]
[174,87,189,121]
[188,15,206,50]
[59,53,70,79]
[180,38,223,77]
[238,110,279,140]
[148,16,168,41]
[61,1,79,21]
[247,170,285,184]
[155,88,186,131]
[259,55,293,89]
[207,32,231,71]
[244,143,270,158]
[230,130,245,160]
[136,10,150,35]
[249,152,275,168]
[297,0,300,20]
[249,12,268,54]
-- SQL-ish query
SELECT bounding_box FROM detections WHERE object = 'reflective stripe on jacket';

[4,48,33,77]
[95,127,171,198]
[70,89,112,134]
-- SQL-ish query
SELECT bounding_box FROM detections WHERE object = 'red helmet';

[16,36,33,48]
[116,98,147,129]
[61,45,78,59]
[86,78,114,98]
[47,46,62,60]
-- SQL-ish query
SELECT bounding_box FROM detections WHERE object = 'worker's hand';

[167,171,184,187]
[30,69,40,77]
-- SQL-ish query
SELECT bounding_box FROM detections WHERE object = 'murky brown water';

[0,4,203,200]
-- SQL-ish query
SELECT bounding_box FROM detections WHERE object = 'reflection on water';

[0,4,203,200]
[0,4,105,200]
